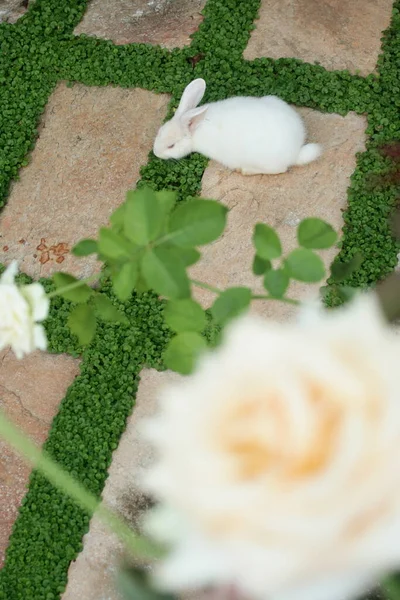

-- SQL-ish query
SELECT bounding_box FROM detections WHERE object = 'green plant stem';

[190,279,223,294]
[251,294,300,305]
[0,410,163,560]
[47,272,100,299]
[190,281,300,305]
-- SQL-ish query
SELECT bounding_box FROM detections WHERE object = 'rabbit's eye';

[167,143,175,149]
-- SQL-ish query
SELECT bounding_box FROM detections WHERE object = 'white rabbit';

[153,78,322,175]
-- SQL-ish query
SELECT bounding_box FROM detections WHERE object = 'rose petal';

[23,283,50,321]
[0,260,18,285]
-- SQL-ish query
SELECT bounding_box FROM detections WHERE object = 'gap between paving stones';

[0,0,399,597]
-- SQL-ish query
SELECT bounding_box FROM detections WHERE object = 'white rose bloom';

[140,295,400,600]
[0,261,49,359]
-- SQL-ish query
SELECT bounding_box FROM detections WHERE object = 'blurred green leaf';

[117,566,176,600]
[124,187,163,245]
[252,255,272,275]
[253,223,282,260]
[178,247,201,266]
[375,272,400,323]
[156,243,201,267]
[169,199,227,247]
[164,299,206,333]
[110,203,126,228]
[297,218,337,249]
[72,239,98,257]
[211,287,252,325]
[330,252,364,283]
[382,574,400,600]
[336,285,358,302]
[93,294,129,324]
[156,190,177,218]
[68,304,96,345]
[98,227,133,259]
[285,249,325,283]
[264,268,289,298]
[53,273,93,303]
[135,273,151,294]
[142,247,190,299]
[111,262,139,301]
[164,332,207,374]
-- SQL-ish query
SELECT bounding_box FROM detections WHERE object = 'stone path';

[0,0,395,596]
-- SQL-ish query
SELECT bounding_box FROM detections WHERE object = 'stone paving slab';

[244,0,393,75]
[75,0,207,47]
[191,109,366,323]
[0,350,80,567]
[0,83,169,279]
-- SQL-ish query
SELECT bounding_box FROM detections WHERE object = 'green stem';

[190,281,300,305]
[190,279,223,295]
[48,272,100,299]
[251,294,300,305]
[0,410,163,560]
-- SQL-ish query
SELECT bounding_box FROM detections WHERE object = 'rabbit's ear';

[176,79,206,115]
[180,106,208,133]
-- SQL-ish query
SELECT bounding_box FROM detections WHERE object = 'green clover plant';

[50,186,364,375]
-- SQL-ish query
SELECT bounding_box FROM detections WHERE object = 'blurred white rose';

[0,261,49,359]
[141,295,400,600]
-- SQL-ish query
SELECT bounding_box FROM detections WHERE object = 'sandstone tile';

[0,83,168,279]
[0,349,80,567]
[62,368,181,600]
[244,0,393,75]
[190,109,367,323]
[75,0,206,48]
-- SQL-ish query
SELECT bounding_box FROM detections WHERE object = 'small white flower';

[140,295,400,600]
[0,261,49,359]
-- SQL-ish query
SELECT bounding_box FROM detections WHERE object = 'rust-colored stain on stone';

[35,238,70,265]
[244,0,393,75]
[39,251,50,265]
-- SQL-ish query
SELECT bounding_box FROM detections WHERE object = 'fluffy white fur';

[153,78,322,175]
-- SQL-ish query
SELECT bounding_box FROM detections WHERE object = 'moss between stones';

[0,0,399,597]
